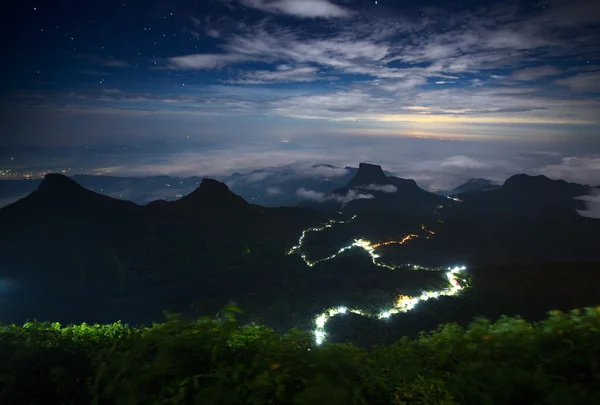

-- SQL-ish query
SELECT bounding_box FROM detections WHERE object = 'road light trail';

[288,218,435,270]
[312,266,467,345]
[287,212,469,345]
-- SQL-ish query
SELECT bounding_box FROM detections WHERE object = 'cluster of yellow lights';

[288,218,436,270]
[288,214,469,345]
[372,234,419,248]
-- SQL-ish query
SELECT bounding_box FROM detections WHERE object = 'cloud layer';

[356,184,398,193]
[233,0,352,18]
[7,0,600,149]
[3,0,600,195]
[576,188,600,219]
[537,157,600,185]
[297,188,374,205]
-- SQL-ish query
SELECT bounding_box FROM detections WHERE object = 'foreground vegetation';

[1,307,600,405]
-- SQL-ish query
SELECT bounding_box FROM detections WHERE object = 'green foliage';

[1,307,600,405]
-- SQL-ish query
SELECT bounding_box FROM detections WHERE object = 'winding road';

[287,204,468,345]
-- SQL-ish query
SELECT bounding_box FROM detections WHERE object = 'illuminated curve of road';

[287,207,468,345]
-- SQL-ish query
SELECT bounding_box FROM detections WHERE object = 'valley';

[0,163,599,348]
[287,211,468,345]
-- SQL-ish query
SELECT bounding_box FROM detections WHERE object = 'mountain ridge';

[173,178,251,213]
[302,163,447,213]
[0,167,599,333]
[347,163,388,187]
[501,174,590,196]
[450,178,499,195]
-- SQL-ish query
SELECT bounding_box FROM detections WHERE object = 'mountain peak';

[466,178,494,185]
[38,173,87,194]
[3,173,140,215]
[177,178,248,209]
[358,162,385,173]
[451,178,498,195]
[503,174,560,191]
[198,178,232,193]
[505,174,551,184]
[502,174,587,196]
[348,163,387,187]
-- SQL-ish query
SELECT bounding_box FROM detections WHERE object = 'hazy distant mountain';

[449,178,499,195]
[0,174,204,208]
[0,164,362,209]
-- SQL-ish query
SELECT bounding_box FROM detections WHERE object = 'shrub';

[1,306,599,405]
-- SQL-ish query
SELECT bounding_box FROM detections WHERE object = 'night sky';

[1,0,599,188]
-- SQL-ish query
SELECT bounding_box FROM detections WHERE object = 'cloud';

[296,188,374,204]
[241,171,271,184]
[555,72,600,93]
[537,156,600,185]
[576,188,600,219]
[222,28,392,75]
[265,83,600,124]
[298,164,349,178]
[4,138,596,197]
[154,0,600,130]
[440,156,491,169]
[234,0,352,18]
[356,184,398,193]
[266,186,282,195]
[226,163,351,186]
[167,53,253,69]
[101,89,125,95]
[227,66,337,84]
[394,151,520,191]
[510,66,562,81]
[378,76,428,91]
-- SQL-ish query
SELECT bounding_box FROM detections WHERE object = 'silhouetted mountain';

[0,165,389,210]
[39,173,85,192]
[1,170,599,345]
[344,163,431,194]
[430,174,600,264]
[0,173,332,327]
[176,178,249,211]
[500,174,589,197]
[0,174,204,208]
[450,178,499,195]
[300,163,447,214]
[1,173,140,217]
[347,163,388,187]
[453,174,592,216]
